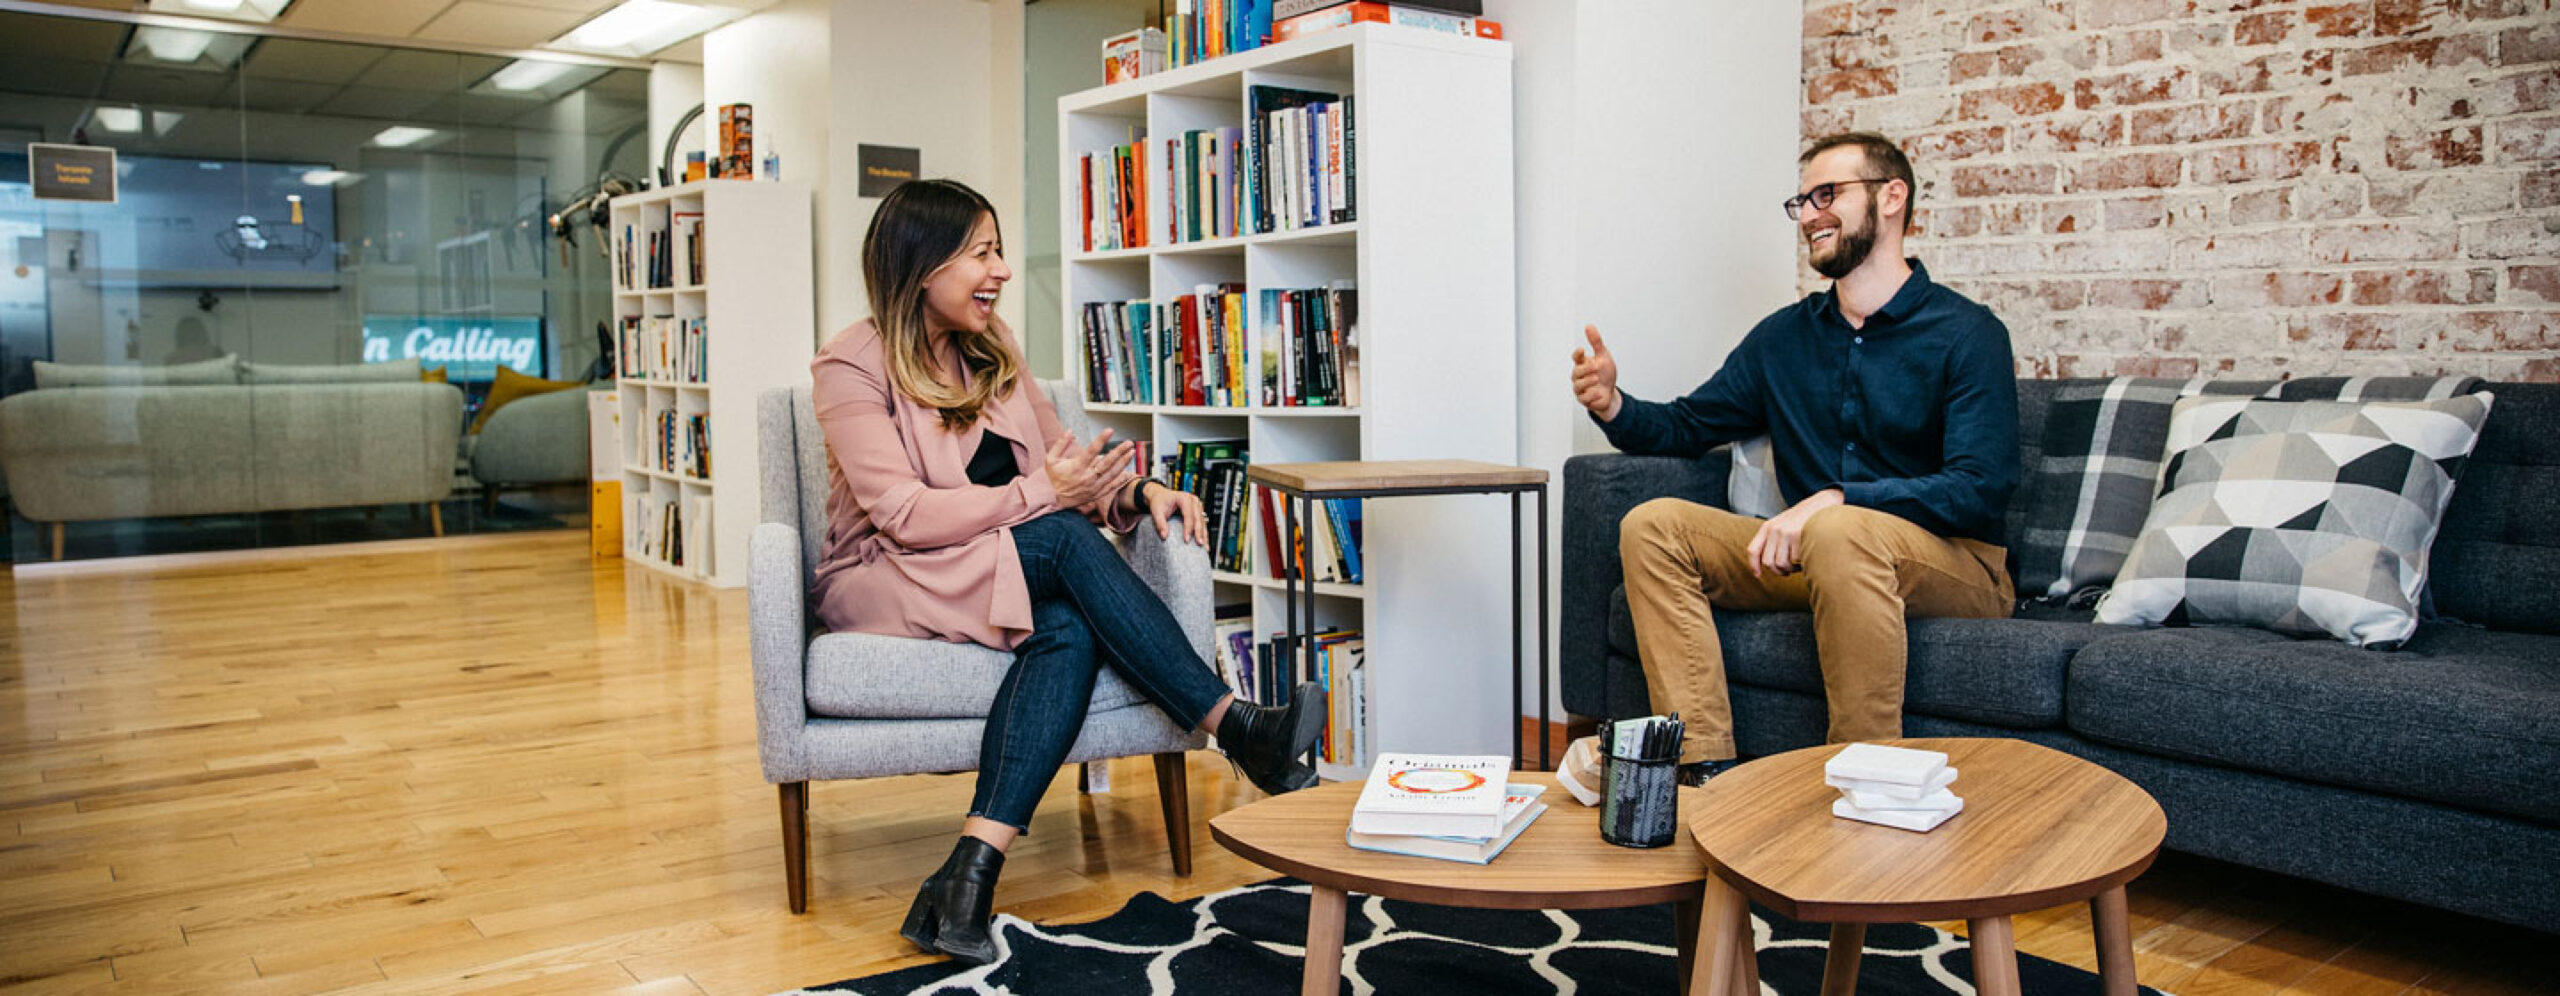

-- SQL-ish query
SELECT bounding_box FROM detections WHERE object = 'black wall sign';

[29,143,117,203]
[857,144,920,198]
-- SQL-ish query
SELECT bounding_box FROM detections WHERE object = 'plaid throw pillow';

[2092,393,2495,648]
[2016,375,2482,605]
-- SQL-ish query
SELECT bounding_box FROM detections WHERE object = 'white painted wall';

[704,0,832,337]
[826,0,996,337]
[647,62,708,182]
[1487,0,1802,716]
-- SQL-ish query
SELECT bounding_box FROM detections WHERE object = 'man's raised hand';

[1569,324,1623,422]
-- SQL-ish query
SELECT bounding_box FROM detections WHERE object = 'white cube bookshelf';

[1058,24,1517,779]
[610,179,815,587]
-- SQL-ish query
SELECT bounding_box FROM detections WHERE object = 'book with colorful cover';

[1349,753,1510,838]
[1346,784,1545,864]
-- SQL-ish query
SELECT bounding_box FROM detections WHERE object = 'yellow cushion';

[422,365,449,384]
[469,366,583,434]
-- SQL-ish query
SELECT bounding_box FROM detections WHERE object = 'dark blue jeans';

[969,510,1231,831]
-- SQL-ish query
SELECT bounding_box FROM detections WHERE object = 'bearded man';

[1566,132,2021,784]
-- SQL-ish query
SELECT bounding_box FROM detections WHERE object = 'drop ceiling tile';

[240,37,384,84]
[420,92,541,126]
[413,1,584,49]
[100,66,237,108]
[0,11,130,64]
[215,77,344,113]
[357,48,504,90]
[0,56,116,99]
[316,84,446,120]
[280,0,453,37]
[492,0,620,11]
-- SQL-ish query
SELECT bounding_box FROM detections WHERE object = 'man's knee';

[1619,497,1713,561]
[1798,505,1893,568]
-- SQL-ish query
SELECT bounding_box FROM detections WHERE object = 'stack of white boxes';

[1825,743,1963,832]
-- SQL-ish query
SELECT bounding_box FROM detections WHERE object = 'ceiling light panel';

[371,125,440,148]
[547,1,744,59]
[125,26,256,68]
[145,0,294,23]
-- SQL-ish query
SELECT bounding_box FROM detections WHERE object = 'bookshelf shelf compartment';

[1060,22,1516,776]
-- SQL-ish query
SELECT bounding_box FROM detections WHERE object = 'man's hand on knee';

[1744,488,1845,577]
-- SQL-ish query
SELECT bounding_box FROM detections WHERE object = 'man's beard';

[1810,198,1878,280]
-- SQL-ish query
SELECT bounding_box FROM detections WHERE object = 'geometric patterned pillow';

[1726,434,1786,519]
[2092,393,2495,648]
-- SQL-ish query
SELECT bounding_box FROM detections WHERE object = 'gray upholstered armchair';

[750,381,1211,913]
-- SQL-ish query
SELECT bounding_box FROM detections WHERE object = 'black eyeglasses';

[1783,178,1891,221]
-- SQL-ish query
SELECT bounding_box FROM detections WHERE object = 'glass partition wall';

[0,9,645,562]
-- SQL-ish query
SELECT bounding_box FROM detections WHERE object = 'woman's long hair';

[863,179,1018,430]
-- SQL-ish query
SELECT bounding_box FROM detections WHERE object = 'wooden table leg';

[2092,886,2138,996]
[1733,918,1762,995]
[1674,896,1700,996]
[1969,915,2021,996]
[1820,923,1865,996]
[1302,884,1347,996]
[1691,876,1749,996]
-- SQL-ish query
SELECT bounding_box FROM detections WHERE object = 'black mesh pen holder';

[1598,749,1679,849]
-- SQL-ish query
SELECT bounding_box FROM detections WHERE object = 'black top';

[1592,259,2019,543]
[967,430,1021,487]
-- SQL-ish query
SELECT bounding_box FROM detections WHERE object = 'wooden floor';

[2,531,2552,995]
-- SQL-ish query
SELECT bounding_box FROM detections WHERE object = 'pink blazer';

[808,319,1140,650]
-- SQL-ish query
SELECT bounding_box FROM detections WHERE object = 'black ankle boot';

[1217,682,1328,795]
[899,837,1006,964]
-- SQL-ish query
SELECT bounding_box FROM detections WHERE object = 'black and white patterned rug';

[790,880,2170,995]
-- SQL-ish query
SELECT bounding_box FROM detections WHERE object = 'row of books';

[1077,281,1359,408]
[636,410,711,480]
[1211,614,1369,766]
[1079,285,1247,406]
[1072,85,1357,251]
[1165,439,1253,574]
[615,221,691,291]
[1260,487,1363,584]
[1348,753,1544,865]
[1116,2,1494,84]
[630,493,714,572]
[617,316,709,383]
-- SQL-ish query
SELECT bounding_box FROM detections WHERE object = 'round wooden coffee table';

[1687,738,2166,996]
[1212,772,1711,996]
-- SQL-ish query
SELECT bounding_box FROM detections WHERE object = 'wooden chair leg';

[51,522,65,561]
[1079,761,1096,795]
[428,503,444,537]
[1152,752,1192,877]
[483,489,501,517]
[779,782,808,914]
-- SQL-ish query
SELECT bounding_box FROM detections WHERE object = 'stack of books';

[1345,753,1544,864]
[1825,743,1963,832]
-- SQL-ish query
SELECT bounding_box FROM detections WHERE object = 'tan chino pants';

[1617,498,2014,764]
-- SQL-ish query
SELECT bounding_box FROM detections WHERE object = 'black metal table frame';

[1270,480,1551,771]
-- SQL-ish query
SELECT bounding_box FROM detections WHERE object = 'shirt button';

[1853,336,1864,345]
[1846,442,1859,451]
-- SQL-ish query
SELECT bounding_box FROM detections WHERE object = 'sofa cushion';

[241,358,424,384]
[470,366,586,434]
[2430,382,2560,635]
[803,630,1147,719]
[2094,393,2493,648]
[34,355,238,388]
[1605,585,2104,729]
[2067,623,2560,825]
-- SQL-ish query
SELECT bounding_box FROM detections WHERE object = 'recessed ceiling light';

[302,169,359,186]
[93,107,144,133]
[371,126,440,148]
[125,26,255,68]
[488,59,583,93]
[144,0,293,23]
[151,111,185,136]
[547,0,744,58]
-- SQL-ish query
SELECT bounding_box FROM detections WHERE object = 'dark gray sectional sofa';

[1560,380,2560,931]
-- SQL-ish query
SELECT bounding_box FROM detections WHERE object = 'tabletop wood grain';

[1688,738,2166,923]
[1210,773,1706,910]
[1246,460,1549,494]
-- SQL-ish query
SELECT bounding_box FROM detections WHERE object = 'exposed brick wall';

[1801,0,2560,381]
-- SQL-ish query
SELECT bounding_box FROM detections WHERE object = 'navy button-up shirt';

[1594,259,2019,544]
